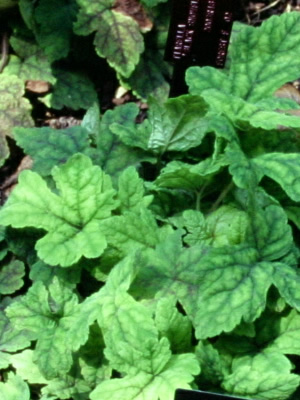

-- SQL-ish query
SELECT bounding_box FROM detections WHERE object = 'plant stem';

[0,32,9,73]
[208,180,234,213]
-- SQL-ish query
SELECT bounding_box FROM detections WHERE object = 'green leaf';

[97,105,154,181]
[29,259,81,288]
[266,310,300,355]
[81,102,101,136]
[187,12,300,102]
[10,349,49,384]
[101,291,170,375]
[0,372,30,400]
[0,260,25,294]
[182,210,207,247]
[132,234,273,339]
[229,12,300,102]
[4,54,56,85]
[272,262,300,311]
[34,0,78,62]
[0,310,33,369]
[197,89,300,131]
[6,278,79,379]
[117,167,153,212]
[147,95,209,154]
[6,281,59,335]
[253,153,300,201]
[120,49,170,102]
[0,154,118,266]
[74,0,144,77]
[108,103,151,152]
[155,157,226,191]
[187,13,300,130]
[195,341,227,385]
[226,142,260,190]
[41,67,98,110]
[247,204,293,261]
[222,352,300,400]
[14,126,92,176]
[204,205,249,247]
[192,246,273,339]
[0,75,33,166]
[182,206,248,248]
[154,296,192,353]
[90,354,199,400]
[101,209,159,257]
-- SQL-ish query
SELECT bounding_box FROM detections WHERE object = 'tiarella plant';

[2,9,300,400]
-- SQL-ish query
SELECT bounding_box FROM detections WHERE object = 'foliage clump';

[2,6,300,400]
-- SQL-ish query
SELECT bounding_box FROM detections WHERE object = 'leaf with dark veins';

[74,0,144,77]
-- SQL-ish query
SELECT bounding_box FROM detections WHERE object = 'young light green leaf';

[10,349,49,384]
[0,260,25,294]
[222,352,300,400]
[0,372,30,400]
[90,354,199,400]
[0,154,118,266]
[147,95,209,154]
[14,126,92,176]
[74,0,144,77]
[253,153,300,202]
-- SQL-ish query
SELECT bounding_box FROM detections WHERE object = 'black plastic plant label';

[165,0,235,68]
[175,389,250,400]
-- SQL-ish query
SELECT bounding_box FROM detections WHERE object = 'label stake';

[165,0,236,97]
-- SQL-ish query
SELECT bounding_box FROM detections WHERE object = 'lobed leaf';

[14,126,92,176]
[0,154,118,266]
[74,0,144,77]
[0,372,30,400]
[222,352,300,399]
[0,260,25,294]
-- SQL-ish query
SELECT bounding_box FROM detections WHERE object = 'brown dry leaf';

[25,80,51,94]
[114,0,153,32]
[274,83,300,104]
[274,83,300,129]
